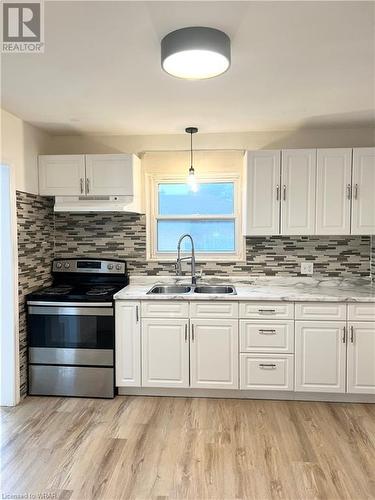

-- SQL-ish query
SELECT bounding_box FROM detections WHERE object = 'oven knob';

[64,262,70,269]
[56,262,62,269]
[107,264,114,270]
[115,264,122,270]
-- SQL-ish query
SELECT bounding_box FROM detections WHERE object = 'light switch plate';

[301,262,314,275]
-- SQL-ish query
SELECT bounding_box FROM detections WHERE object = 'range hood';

[54,195,142,213]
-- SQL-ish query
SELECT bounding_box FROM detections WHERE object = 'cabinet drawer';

[240,320,294,353]
[295,302,346,321]
[348,303,375,322]
[141,301,189,318]
[239,302,294,319]
[240,354,294,391]
[190,302,238,318]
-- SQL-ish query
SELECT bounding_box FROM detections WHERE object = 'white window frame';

[146,172,245,262]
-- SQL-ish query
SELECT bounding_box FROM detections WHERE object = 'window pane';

[158,182,234,215]
[157,220,235,253]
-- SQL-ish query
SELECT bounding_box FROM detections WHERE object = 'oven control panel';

[53,259,126,274]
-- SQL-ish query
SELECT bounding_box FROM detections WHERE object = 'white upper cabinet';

[351,147,375,235]
[243,150,281,235]
[316,149,352,235]
[39,155,86,196]
[85,154,135,196]
[281,149,317,235]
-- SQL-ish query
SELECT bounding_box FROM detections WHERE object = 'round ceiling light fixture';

[161,27,231,80]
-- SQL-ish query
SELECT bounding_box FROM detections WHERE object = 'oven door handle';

[28,306,113,316]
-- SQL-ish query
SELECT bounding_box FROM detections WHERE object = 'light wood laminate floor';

[1,396,374,500]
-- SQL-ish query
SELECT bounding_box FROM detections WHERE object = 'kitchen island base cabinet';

[295,321,346,393]
[142,319,189,388]
[115,301,141,387]
[190,319,238,389]
[347,322,375,394]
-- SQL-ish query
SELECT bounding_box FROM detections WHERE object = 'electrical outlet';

[301,262,314,275]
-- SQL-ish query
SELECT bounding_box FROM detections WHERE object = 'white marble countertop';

[114,275,375,303]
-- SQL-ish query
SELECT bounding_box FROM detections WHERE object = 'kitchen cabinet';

[351,147,375,235]
[281,149,316,235]
[115,301,141,387]
[347,322,375,394]
[141,318,189,388]
[39,155,86,196]
[190,319,238,389]
[243,150,281,235]
[38,153,141,198]
[240,353,294,391]
[295,321,346,393]
[316,148,352,235]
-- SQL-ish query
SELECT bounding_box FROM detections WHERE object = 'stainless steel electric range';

[26,258,128,398]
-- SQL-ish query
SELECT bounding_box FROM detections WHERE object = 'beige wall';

[46,127,375,156]
[1,109,50,194]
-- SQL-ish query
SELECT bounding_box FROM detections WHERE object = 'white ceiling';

[2,1,375,135]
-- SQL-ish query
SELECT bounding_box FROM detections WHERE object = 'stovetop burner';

[86,286,116,296]
[39,285,73,296]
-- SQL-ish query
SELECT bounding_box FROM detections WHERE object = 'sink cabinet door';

[190,319,239,389]
[142,319,189,388]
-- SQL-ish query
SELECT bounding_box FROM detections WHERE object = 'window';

[147,175,244,261]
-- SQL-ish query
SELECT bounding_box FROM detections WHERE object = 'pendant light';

[186,127,198,192]
[161,27,231,80]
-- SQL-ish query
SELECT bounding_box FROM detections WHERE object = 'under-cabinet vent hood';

[54,196,142,213]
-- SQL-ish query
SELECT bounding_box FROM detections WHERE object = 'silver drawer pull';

[259,363,277,369]
[258,309,276,314]
[259,329,276,334]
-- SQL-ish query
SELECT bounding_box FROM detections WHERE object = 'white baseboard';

[118,387,375,404]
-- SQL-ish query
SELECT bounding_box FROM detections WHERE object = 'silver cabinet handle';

[185,323,188,342]
[283,185,286,201]
[86,178,90,194]
[259,363,276,369]
[259,329,276,334]
[258,309,276,314]
[191,323,195,342]
[354,184,358,200]
[342,326,346,343]
[80,178,84,194]
[350,325,354,343]
[346,184,352,200]
[136,305,139,323]
[276,185,280,201]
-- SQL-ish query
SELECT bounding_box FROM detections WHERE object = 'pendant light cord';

[190,131,193,170]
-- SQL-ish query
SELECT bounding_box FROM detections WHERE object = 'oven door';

[28,304,114,350]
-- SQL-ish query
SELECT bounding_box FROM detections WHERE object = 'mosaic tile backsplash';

[54,212,371,278]
[16,191,54,398]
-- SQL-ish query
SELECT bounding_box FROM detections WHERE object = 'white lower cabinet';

[240,354,294,391]
[141,319,189,388]
[190,319,238,389]
[115,301,141,387]
[347,322,375,394]
[295,321,346,393]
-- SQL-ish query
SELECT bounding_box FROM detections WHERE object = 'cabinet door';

[115,301,141,387]
[39,155,85,196]
[281,149,316,235]
[85,154,134,196]
[347,322,375,394]
[142,319,189,388]
[316,148,352,235]
[190,319,238,389]
[243,150,281,235]
[351,148,375,235]
[295,321,346,393]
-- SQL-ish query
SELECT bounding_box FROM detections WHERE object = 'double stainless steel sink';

[147,284,237,295]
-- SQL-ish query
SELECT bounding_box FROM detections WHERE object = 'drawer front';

[190,301,238,319]
[348,303,375,322]
[240,354,294,391]
[239,302,294,320]
[240,320,294,353]
[141,301,189,318]
[295,302,346,321]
